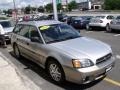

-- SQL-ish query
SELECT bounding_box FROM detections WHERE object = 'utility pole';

[66,0,68,12]
[13,0,17,21]
[53,0,58,20]
[13,0,16,10]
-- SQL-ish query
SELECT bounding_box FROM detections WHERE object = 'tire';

[86,24,90,30]
[47,60,65,84]
[106,24,112,32]
[86,24,92,31]
[13,44,21,58]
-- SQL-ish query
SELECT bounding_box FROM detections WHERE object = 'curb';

[0,52,41,90]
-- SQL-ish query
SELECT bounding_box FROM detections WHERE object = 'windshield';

[95,16,105,19]
[0,21,12,28]
[116,16,120,19]
[39,24,81,43]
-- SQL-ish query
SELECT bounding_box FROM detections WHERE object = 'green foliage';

[31,7,37,11]
[104,0,120,10]
[45,3,53,13]
[3,10,7,15]
[68,1,77,11]
[38,6,44,13]
[24,5,31,14]
[57,3,62,12]
[7,9,12,15]
[45,3,62,12]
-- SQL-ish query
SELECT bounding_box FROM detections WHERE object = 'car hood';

[50,37,111,63]
[4,27,14,34]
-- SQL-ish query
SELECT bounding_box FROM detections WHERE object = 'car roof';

[17,20,62,27]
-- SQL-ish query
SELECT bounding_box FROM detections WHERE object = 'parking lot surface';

[0,29,120,90]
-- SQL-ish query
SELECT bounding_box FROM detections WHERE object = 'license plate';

[106,66,112,73]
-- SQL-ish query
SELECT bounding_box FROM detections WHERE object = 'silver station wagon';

[11,20,115,84]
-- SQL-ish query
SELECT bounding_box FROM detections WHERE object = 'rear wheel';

[106,24,112,32]
[47,60,65,84]
[86,25,93,31]
[86,24,90,30]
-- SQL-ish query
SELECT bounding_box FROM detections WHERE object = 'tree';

[38,6,44,13]
[24,5,31,14]
[57,3,62,12]
[104,0,120,10]
[3,10,7,15]
[68,1,78,11]
[45,3,53,12]
[7,9,12,15]
[31,7,36,12]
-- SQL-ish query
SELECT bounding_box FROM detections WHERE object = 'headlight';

[72,59,94,68]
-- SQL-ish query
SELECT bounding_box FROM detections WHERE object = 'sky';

[0,0,87,10]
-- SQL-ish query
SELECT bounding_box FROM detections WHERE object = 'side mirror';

[30,37,42,43]
[77,30,80,33]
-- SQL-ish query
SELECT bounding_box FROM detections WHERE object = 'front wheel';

[47,60,65,84]
[13,44,21,58]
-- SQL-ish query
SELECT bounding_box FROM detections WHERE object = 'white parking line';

[114,34,120,37]
[86,31,93,33]
[116,55,120,59]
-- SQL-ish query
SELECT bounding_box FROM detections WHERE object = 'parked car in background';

[67,16,77,25]
[34,15,48,21]
[17,16,23,22]
[108,15,120,32]
[71,16,93,29]
[88,15,115,31]
[0,20,14,41]
[48,13,67,22]
[11,20,115,84]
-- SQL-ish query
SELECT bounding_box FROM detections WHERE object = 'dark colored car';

[34,15,48,21]
[71,16,93,29]
[48,13,67,22]
[66,16,77,25]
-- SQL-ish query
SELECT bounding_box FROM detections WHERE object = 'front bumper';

[110,24,120,30]
[63,57,115,84]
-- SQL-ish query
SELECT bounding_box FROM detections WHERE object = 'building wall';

[77,0,104,10]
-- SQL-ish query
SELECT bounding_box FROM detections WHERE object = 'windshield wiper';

[63,36,81,40]
[47,36,81,43]
[47,39,63,43]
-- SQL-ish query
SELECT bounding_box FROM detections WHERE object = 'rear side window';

[116,16,120,19]
[19,25,30,38]
[29,26,40,38]
[13,24,22,34]
[0,21,12,28]
[107,16,114,19]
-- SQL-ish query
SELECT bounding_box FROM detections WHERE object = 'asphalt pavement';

[0,29,120,90]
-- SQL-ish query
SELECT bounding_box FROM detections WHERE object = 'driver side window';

[29,26,43,43]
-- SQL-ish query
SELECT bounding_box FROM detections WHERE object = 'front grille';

[96,53,112,64]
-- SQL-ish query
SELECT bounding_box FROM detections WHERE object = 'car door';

[18,25,31,57]
[115,16,120,30]
[27,26,45,65]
